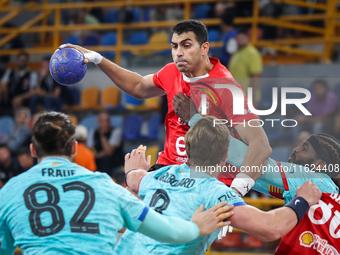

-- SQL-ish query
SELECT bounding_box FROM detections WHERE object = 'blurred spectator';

[84,0,104,23]
[150,5,183,22]
[0,145,22,186]
[149,6,183,33]
[150,6,167,22]
[71,9,100,25]
[220,9,237,67]
[0,52,38,112]
[4,107,31,153]
[228,29,263,104]
[30,56,63,114]
[234,1,253,17]
[87,112,124,175]
[17,147,35,172]
[208,1,232,19]
[296,79,339,134]
[0,24,24,65]
[74,125,96,172]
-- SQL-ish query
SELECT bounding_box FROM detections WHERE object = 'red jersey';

[153,57,258,165]
[276,193,340,255]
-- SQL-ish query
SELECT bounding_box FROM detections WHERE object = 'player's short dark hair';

[185,116,230,167]
[32,111,75,158]
[172,20,208,46]
[313,79,328,90]
[315,133,340,178]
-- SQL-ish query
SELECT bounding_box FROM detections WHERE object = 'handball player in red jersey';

[60,20,271,196]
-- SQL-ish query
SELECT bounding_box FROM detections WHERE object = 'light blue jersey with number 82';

[0,157,148,255]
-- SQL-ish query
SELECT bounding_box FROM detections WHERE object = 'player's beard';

[288,152,314,166]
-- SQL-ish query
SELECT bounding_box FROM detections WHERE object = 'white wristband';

[230,173,255,197]
[84,51,103,65]
[58,44,103,65]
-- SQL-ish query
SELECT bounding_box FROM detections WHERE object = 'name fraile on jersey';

[42,168,76,177]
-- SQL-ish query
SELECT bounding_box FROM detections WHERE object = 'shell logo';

[300,231,314,248]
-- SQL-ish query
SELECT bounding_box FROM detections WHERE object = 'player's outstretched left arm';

[229,181,321,241]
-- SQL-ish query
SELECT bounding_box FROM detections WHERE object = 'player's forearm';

[126,170,147,192]
[137,209,199,244]
[97,58,146,99]
[232,206,297,242]
[260,207,298,241]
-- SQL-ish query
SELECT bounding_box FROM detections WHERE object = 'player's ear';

[201,42,210,56]
[30,143,37,158]
[71,140,78,156]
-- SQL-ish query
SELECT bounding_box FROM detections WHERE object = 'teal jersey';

[0,157,148,255]
[227,137,339,202]
[114,163,246,255]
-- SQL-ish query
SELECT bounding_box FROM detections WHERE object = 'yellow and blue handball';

[49,48,87,86]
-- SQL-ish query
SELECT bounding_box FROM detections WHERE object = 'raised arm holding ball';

[59,20,272,196]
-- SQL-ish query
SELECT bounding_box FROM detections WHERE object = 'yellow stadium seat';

[144,97,160,110]
[101,86,120,108]
[150,32,169,55]
[150,32,169,44]
[81,87,99,109]
[67,114,78,125]
[146,145,159,166]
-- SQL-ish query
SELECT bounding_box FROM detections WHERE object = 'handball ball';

[49,48,87,86]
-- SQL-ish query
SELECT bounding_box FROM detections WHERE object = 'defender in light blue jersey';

[226,134,339,202]
[0,112,234,255]
[114,116,322,255]
[173,93,340,199]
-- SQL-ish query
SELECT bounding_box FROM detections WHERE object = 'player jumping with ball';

[61,19,272,196]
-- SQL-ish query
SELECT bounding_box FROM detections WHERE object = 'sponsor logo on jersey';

[268,185,283,199]
[51,163,61,166]
[175,156,188,163]
[300,231,338,255]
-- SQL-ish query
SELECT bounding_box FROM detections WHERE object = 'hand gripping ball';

[49,48,87,86]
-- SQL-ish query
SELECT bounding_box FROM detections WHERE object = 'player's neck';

[37,155,72,163]
[183,57,214,78]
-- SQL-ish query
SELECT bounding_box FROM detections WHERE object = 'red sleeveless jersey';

[276,193,340,255]
[153,57,258,165]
